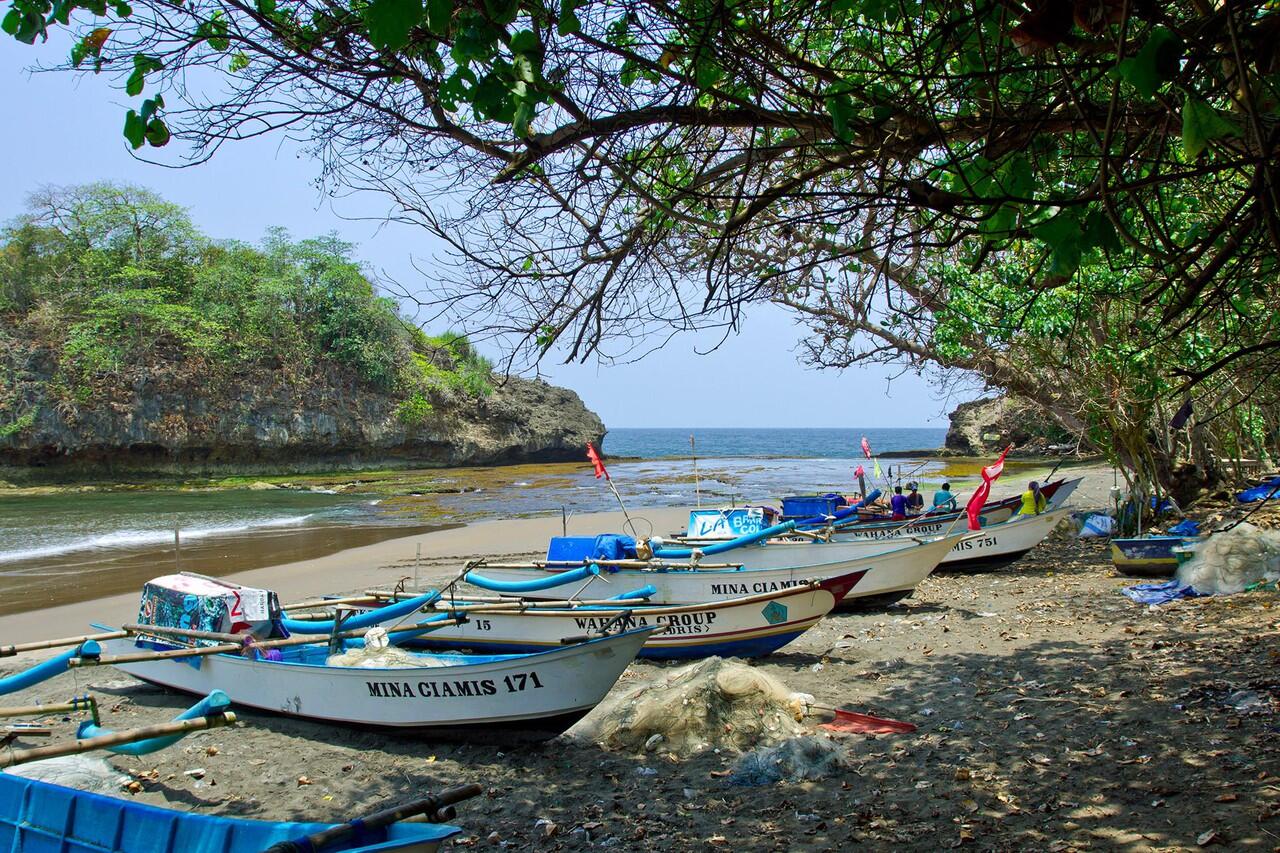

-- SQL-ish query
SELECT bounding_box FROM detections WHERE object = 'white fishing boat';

[937,506,1073,571]
[82,574,659,740]
[347,573,865,660]
[94,627,657,739]
[468,532,962,606]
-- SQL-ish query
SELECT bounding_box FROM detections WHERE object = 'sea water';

[0,427,951,613]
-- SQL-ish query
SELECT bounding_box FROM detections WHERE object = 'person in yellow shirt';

[1019,481,1047,515]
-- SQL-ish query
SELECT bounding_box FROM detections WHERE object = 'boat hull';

[0,771,457,852]
[387,574,861,660]
[475,534,961,606]
[937,508,1073,573]
[1110,536,1191,577]
[99,627,656,741]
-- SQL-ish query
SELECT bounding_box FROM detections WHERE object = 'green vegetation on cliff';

[0,183,491,423]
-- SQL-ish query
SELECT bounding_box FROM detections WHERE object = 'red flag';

[860,437,872,459]
[854,464,865,478]
[586,443,609,480]
[966,445,1011,531]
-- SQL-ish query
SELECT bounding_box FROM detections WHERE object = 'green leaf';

[509,28,538,54]
[1081,208,1121,253]
[426,0,450,33]
[364,0,424,50]
[999,154,1035,198]
[557,9,580,35]
[1,9,20,36]
[825,91,854,141]
[123,110,145,149]
[144,117,170,146]
[255,0,276,16]
[1113,26,1183,98]
[978,203,1016,239]
[1181,94,1240,159]
[483,0,518,24]
[229,51,249,72]
[694,59,723,89]
[1034,210,1083,275]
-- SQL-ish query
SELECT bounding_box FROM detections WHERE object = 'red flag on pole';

[860,437,872,459]
[854,464,865,478]
[966,446,1011,531]
[586,443,609,480]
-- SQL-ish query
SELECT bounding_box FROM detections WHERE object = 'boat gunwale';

[420,574,855,618]
[91,623,662,674]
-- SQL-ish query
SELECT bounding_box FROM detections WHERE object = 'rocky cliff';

[0,333,604,482]
[945,395,1080,456]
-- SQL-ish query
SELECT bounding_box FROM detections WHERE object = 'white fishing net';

[728,735,854,786]
[577,657,812,756]
[325,627,452,668]
[1176,522,1280,594]
[4,756,129,795]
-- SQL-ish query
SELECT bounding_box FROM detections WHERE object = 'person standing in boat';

[906,482,925,515]
[933,482,957,512]
[890,485,909,520]
[1019,481,1047,515]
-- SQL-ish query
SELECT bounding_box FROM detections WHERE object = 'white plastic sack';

[1077,513,1113,538]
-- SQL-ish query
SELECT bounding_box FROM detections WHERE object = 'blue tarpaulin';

[1237,476,1280,504]
[1122,580,1205,605]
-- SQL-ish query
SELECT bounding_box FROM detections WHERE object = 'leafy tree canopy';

[0,183,492,419]
[5,1,1278,492]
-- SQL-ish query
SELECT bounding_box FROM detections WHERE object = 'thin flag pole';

[691,434,702,508]
[606,476,634,529]
[587,443,634,530]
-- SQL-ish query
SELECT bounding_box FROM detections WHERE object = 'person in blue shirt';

[933,482,957,512]
[890,486,908,520]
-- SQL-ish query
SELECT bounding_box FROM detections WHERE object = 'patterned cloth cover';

[136,574,284,641]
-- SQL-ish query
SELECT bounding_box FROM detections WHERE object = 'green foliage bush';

[394,392,434,426]
[0,183,493,411]
[0,409,36,438]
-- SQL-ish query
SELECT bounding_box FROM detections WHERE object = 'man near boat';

[933,482,957,512]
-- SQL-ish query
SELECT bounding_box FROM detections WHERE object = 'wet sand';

[0,524,444,617]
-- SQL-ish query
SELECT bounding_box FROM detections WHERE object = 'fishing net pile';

[325,628,450,668]
[1177,523,1280,594]
[578,657,812,756]
[728,735,854,786]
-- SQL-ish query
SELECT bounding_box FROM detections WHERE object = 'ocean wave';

[0,514,314,565]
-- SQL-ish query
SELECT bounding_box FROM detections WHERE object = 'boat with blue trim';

[0,771,465,852]
[79,573,657,740]
[352,572,865,660]
[1110,535,1196,577]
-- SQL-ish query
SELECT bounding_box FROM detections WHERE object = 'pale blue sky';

[0,42,971,428]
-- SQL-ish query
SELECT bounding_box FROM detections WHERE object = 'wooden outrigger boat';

[465,532,961,606]
[794,476,1081,536]
[934,507,1073,572]
[0,772,471,852]
[1110,535,1195,577]
[91,624,657,740]
[337,572,865,660]
[1,573,657,741]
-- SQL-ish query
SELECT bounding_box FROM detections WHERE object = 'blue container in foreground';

[0,772,460,853]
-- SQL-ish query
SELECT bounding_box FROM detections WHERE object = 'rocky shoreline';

[0,354,605,483]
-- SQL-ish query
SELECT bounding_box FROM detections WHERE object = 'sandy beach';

[2,463,1277,850]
